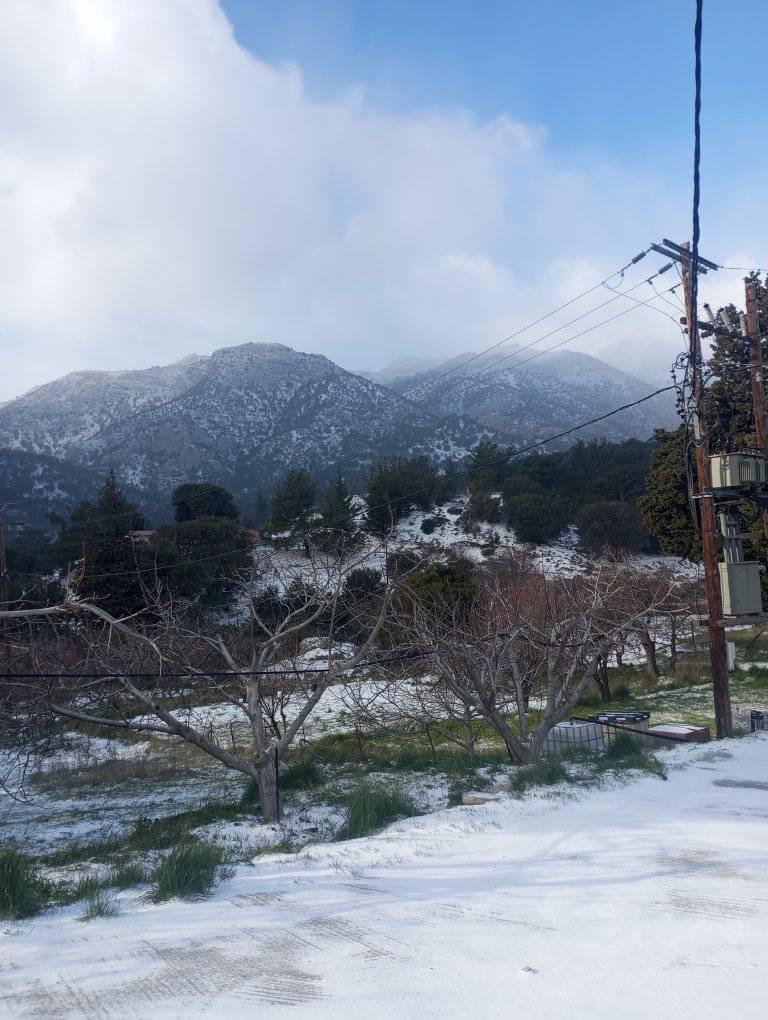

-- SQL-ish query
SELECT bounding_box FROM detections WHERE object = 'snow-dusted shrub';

[151,841,231,901]
[0,850,51,919]
[336,780,418,840]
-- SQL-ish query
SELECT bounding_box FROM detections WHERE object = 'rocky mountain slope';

[1,341,677,526]
[0,343,497,522]
[0,448,110,527]
[386,346,677,443]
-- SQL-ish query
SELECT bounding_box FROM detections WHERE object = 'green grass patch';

[595,733,668,780]
[336,780,419,840]
[129,801,247,853]
[151,841,232,902]
[108,861,149,889]
[509,758,572,797]
[0,849,52,919]
[42,832,126,868]
[79,888,119,921]
[43,798,255,868]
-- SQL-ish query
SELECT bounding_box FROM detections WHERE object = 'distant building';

[125,529,158,544]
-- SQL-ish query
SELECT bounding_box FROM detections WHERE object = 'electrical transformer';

[719,561,763,617]
[710,453,768,489]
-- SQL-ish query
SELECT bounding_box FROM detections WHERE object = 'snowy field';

[2,735,767,1018]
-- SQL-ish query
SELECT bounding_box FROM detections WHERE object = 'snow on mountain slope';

[0,343,498,507]
[0,356,208,460]
[387,345,677,444]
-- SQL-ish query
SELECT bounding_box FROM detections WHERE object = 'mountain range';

[0,341,675,525]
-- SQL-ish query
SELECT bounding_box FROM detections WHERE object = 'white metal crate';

[542,721,604,755]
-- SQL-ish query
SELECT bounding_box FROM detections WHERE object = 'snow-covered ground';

[2,736,767,1018]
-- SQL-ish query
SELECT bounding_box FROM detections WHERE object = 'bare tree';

[0,541,414,821]
[378,559,675,764]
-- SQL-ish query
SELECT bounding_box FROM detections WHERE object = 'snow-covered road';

[3,737,767,1018]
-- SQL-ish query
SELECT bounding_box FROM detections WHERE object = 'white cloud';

[0,0,764,400]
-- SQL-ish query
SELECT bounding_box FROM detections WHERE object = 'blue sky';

[223,0,766,236]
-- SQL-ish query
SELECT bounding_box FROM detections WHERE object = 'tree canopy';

[172,483,239,523]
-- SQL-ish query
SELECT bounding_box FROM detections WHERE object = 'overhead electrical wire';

[409,249,651,393]
[8,250,674,535]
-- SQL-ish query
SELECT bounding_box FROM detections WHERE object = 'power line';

[0,648,433,681]
[408,266,673,404]
[690,0,704,393]
[411,249,651,393]
[440,281,680,385]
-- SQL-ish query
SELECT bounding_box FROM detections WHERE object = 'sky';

[1,0,766,402]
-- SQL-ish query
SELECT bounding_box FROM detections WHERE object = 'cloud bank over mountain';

[0,0,757,400]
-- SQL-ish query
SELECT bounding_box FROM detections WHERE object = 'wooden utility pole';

[0,505,9,661]
[744,275,768,542]
[680,244,733,738]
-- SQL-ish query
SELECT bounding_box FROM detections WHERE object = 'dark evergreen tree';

[575,500,649,554]
[153,517,250,606]
[172,483,239,522]
[504,494,569,544]
[270,469,316,531]
[467,440,509,493]
[365,457,438,535]
[637,427,699,560]
[252,493,270,529]
[53,469,146,615]
[319,467,354,532]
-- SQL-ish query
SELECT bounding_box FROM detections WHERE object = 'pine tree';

[467,440,509,493]
[319,467,354,532]
[639,276,768,562]
[270,469,316,531]
[54,469,147,615]
[638,427,700,560]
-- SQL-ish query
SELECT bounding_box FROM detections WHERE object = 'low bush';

[80,888,119,921]
[151,841,231,902]
[279,755,325,791]
[0,849,51,919]
[336,780,418,840]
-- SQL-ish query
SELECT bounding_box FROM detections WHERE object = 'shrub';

[504,494,570,544]
[509,758,572,797]
[462,491,502,525]
[151,841,231,902]
[420,517,438,535]
[80,888,119,921]
[280,755,324,791]
[336,781,418,840]
[0,849,51,919]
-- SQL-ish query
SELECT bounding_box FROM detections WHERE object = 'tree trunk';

[256,756,280,822]
[669,615,678,674]
[595,655,612,702]
[638,627,660,681]
[463,705,475,756]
